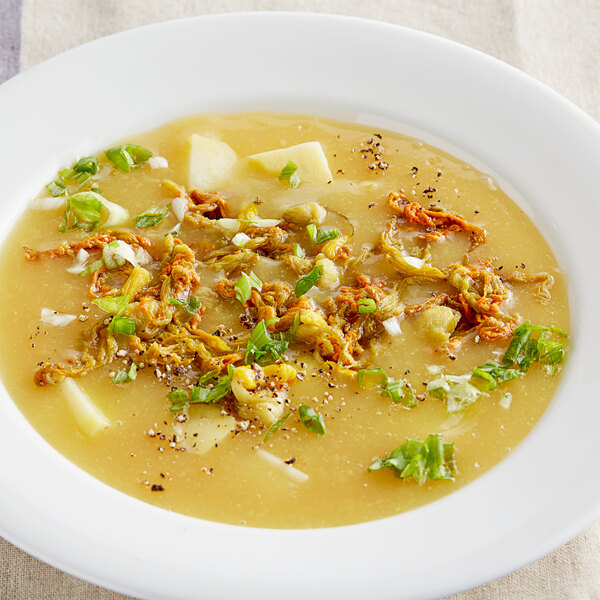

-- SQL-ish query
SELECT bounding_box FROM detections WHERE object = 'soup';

[0,113,568,528]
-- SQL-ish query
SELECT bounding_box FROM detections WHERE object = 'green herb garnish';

[59,192,103,233]
[105,144,153,172]
[245,320,290,365]
[298,404,326,435]
[278,161,301,188]
[92,295,130,315]
[112,363,137,384]
[111,316,136,335]
[294,265,323,297]
[357,298,377,314]
[74,156,99,175]
[168,365,234,412]
[46,180,67,197]
[168,296,201,315]
[78,259,104,277]
[263,412,291,442]
[306,223,340,244]
[293,243,305,258]
[427,374,484,413]
[234,271,263,304]
[470,361,524,391]
[133,205,169,228]
[368,434,457,484]
[357,368,416,409]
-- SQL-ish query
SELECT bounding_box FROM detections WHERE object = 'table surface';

[1,1,599,598]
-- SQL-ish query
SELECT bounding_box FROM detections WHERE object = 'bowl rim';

[1,11,600,600]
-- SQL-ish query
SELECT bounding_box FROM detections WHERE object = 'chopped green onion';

[168,365,234,412]
[278,161,301,188]
[294,265,323,297]
[427,374,484,413]
[357,368,416,409]
[112,363,137,384]
[244,320,290,365]
[471,361,524,391]
[78,259,104,277]
[234,271,263,304]
[133,205,169,228]
[368,434,456,484]
[111,316,136,335]
[383,378,417,408]
[59,192,103,233]
[74,156,99,175]
[102,240,127,270]
[168,296,201,315]
[357,368,388,388]
[105,144,153,172]
[293,243,305,258]
[298,404,326,435]
[167,390,190,412]
[46,180,67,197]
[306,223,340,244]
[263,412,291,442]
[357,298,377,314]
[92,295,130,315]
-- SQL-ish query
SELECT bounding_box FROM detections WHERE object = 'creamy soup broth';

[0,114,568,528]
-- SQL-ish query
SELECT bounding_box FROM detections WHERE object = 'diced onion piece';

[247,217,281,228]
[215,218,240,236]
[426,364,444,375]
[41,308,77,326]
[382,316,402,336]
[61,378,110,436]
[103,240,139,269]
[29,196,66,210]
[499,392,513,409]
[171,196,188,222]
[148,156,169,169]
[66,249,90,274]
[255,449,309,483]
[402,255,425,269]
[232,233,251,247]
[133,247,153,266]
[165,223,181,236]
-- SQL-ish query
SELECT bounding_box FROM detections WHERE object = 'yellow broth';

[0,114,569,528]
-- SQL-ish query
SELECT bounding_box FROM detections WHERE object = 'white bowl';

[1,13,599,600]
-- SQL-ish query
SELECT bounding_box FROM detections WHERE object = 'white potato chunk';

[173,404,236,455]
[188,134,237,191]
[255,449,309,484]
[61,378,110,437]
[249,141,333,185]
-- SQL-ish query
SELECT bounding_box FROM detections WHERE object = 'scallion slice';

[294,265,323,297]
[306,223,340,244]
[105,144,153,172]
[263,412,291,442]
[298,404,326,435]
[234,271,263,304]
[133,205,169,228]
[111,316,136,335]
[278,161,301,188]
[357,298,377,314]
[168,296,201,315]
[112,363,137,384]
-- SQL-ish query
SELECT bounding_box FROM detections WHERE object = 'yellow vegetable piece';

[188,134,237,191]
[249,141,333,185]
[61,378,110,437]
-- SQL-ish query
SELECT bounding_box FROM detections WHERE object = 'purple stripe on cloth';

[0,0,22,82]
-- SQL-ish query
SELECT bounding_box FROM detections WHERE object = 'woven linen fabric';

[1,1,599,598]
